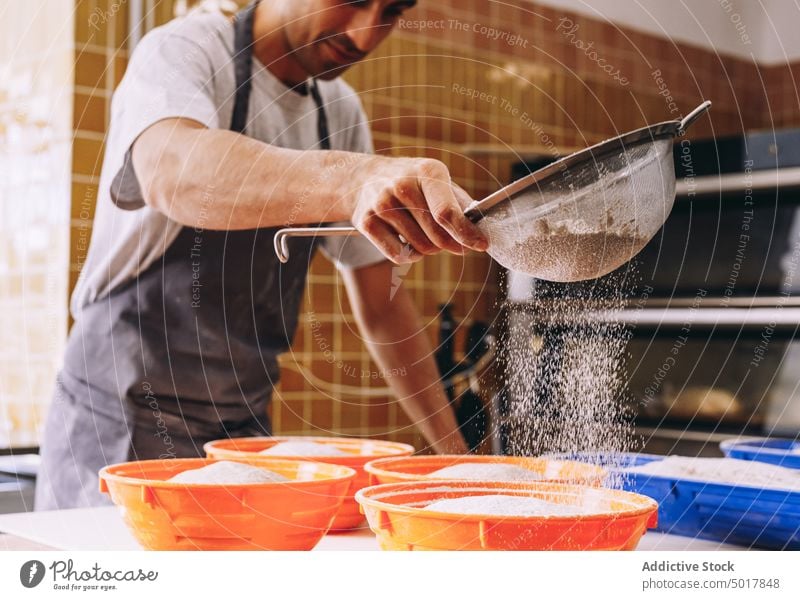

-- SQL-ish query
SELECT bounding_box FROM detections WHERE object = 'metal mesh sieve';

[473,137,676,281]
[461,101,710,281]
[274,102,711,282]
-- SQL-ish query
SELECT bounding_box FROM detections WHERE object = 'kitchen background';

[1,0,799,454]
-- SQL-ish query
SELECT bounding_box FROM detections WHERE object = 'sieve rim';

[464,102,710,224]
[483,136,674,227]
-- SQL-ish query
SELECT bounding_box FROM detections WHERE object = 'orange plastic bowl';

[364,455,606,487]
[99,457,356,550]
[355,480,658,551]
[204,436,415,530]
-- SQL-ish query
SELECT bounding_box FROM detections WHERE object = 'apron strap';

[231,0,330,150]
[309,78,331,150]
[230,0,259,134]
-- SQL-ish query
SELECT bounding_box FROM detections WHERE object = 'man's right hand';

[347,156,489,264]
[131,118,491,253]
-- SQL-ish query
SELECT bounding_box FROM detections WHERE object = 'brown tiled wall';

[765,63,800,129]
[70,0,174,298]
[57,0,800,451]
[298,0,783,448]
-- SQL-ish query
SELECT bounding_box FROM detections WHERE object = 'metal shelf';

[676,166,800,197]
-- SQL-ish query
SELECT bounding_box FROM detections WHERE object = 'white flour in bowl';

[427,463,544,481]
[168,461,288,484]
[260,441,347,456]
[426,494,590,516]
[626,456,800,491]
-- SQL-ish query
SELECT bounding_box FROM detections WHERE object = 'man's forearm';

[132,118,364,229]
[354,285,468,454]
[132,118,489,264]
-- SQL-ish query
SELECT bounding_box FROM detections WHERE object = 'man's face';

[279,0,417,79]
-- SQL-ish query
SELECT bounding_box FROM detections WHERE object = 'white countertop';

[0,506,747,551]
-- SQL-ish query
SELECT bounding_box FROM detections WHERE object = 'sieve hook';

[678,101,712,135]
[274,226,360,263]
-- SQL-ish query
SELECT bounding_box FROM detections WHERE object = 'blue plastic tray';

[547,452,800,550]
[721,438,800,470]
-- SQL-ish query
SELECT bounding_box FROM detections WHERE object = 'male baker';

[35,0,488,509]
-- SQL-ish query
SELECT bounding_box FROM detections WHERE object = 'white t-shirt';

[71,11,384,317]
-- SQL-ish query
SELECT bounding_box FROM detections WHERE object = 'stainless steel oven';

[493,131,800,457]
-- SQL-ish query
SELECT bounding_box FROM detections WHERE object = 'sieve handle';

[274,226,360,263]
[274,210,486,262]
[463,203,486,224]
[678,101,712,134]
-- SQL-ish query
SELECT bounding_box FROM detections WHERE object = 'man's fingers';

[350,157,488,260]
[417,161,488,252]
[360,216,422,264]
[393,179,466,254]
[451,182,475,210]
[378,201,443,256]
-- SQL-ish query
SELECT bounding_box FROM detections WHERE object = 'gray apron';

[34,0,329,510]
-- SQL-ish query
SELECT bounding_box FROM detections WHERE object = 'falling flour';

[168,461,288,484]
[426,494,590,516]
[260,441,347,456]
[500,269,638,487]
[479,144,661,471]
[427,463,544,482]
[626,456,800,491]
